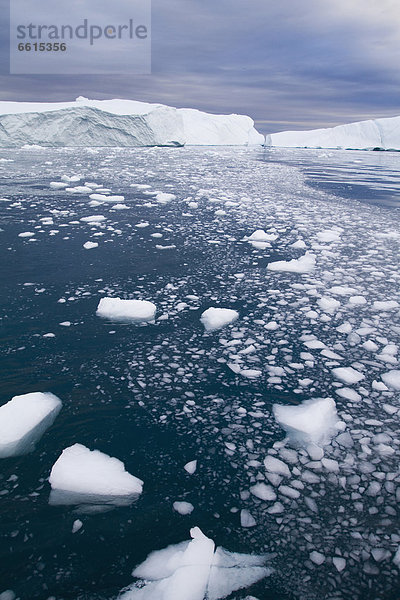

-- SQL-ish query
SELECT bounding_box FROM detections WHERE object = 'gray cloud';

[0,0,399,132]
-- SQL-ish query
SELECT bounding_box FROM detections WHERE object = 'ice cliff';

[0,97,264,147]
[266,115,400,151]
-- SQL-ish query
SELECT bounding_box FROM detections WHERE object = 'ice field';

[0,145,399,600]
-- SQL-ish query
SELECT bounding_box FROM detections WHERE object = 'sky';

[1,0,400,133]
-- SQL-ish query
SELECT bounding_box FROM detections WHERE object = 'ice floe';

[118,527,271,599]
[200,307,239,331]
[96,298,156,323]
[0,392,62,458]
[49,444,143,508]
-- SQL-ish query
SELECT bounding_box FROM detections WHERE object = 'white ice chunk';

[372,300,399,311]
[83,241,98,250]
[381,370,400,391]
[49,443,143,506]
[96,297,156,322]
[316,230,341,243]
[120,527,270,600]
[250,483,277,501]
[273,397,341,448]
[0,392,62,458]
[332,367,365,385]
[264,455,290,477]
[184,460,197,474]
[200,307,239,331]
[267,253,315,274]
[173,501,194,515]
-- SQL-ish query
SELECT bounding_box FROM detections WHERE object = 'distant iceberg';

[0,97,264,147]
[265,115,400,151]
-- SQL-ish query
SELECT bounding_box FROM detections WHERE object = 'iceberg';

[266,115,400,151]
[49,443,143,508]
[0,392,62,458]
[0,97,264,148]
[118,526,271,600]
[96,297,156,323]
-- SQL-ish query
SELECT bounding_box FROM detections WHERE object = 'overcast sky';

[1,0,399,132]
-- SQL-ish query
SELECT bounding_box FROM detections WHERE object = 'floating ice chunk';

[0,392,62,458]
[18,231,35,238]
[50,181,68,189]
[267,253,316,274]
[316,230,341,243]
[112,204,129,210]
[273,397,341,448]
[156,192,176,203]
[372,300,399,311]
[332,367,364,385]
[250,483,277,501]
[65,186,92,194]
[309,551,325,565]
[96,297,156,323]
[89,193,109,201]
[247,230,278,243]
[317,297,341,312]
[240,509,257,528]
[264,455,290,477]
[291,239,306,249]
[335,387,361,402]
[80,215,106,223]
[173,501,194,515]
[120,527,271,600]
[349,296,367,305]
[333,557,346,572]
[184,460,197,474]
[83,241,98,250]
[381,370,400,390]
[200,307,239,331]
[72,519,83,533]
[0,591,16,600]
[49,444,143,507]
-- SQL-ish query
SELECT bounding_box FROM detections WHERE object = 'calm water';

[0,146,399,600]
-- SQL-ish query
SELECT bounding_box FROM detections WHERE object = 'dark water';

[0,147,399,600]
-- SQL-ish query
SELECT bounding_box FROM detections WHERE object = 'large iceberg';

[266,115,400,151]
[0,392,62,458]
[0,97,264,147]
[118,526,271,600]
[96,297,157,323]
[49,443,143,508]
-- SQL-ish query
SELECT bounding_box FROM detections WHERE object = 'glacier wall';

[265,115,400,151]
[0,97,264,147]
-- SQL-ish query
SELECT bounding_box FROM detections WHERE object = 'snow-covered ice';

[266,115,400,151]
[0,97,264,147]
[267,253,316,274]
[0,392,62,458]
[96,298,156,322]
[200,307,239,331]
[273,397,341,448]
[118,527,271,599]
[49,444,143,507]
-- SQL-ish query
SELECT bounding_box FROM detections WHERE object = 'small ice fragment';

[267,253,316,274]
[72,519,83,533]
[200,307,239,331]
[184,460,197,474]
[381,370,400,391]
[264,455,290,477]
[240,509,257,528]
[173,501,194,515]
[309,551,325,565]
[332,367,364,385]
[333,557,346,572]
[83,241,98,250]
[250,483,277,501]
